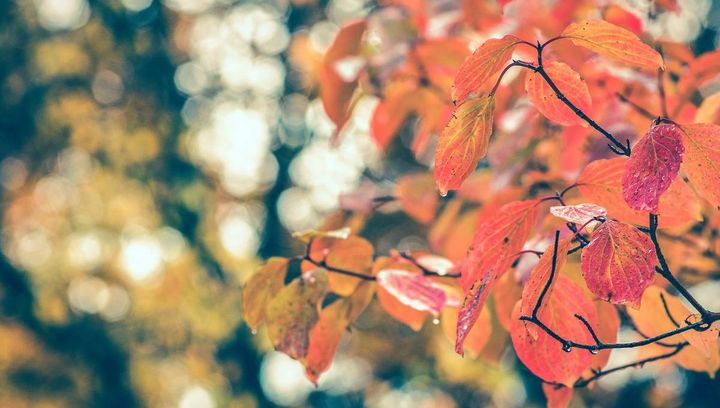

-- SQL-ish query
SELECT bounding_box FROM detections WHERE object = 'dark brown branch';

[649,214,710,318]
[516,44,633,156]
[659,292,681,328]
[398,251,462,278]
[519,225,720,355]
[573,343,688,388]
[616,92,656,119]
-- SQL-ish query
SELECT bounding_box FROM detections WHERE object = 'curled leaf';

[550,203,607,226]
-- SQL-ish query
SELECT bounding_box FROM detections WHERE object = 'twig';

[649,214,710,318]
[616,92,656,119]
[572,343,688,388]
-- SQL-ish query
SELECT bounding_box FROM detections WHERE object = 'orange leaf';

[561,20,664,70]
[680,123,720,208]
[627,286,720,376]
[456,199,539,355]
[319,20,366,132]
[694,92,720,124]
[311,236,374,296]
[525,61,592,126]
[434,95,495,195]
[580,220,657,308]
[304,282,375,384]
[415,38,471,95]
[396,173,440,224]
[369,79,417,149]
[452,35,521,103]
[622,123,684,212]
[265,269,328,360]
[511,276,596,386]
[242,257,288,331]
[589,300,619,371]
[493,270,523,332]
[520,237,574,339]
[577,158,701,228]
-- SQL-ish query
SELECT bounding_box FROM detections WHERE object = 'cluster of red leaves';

[247,1,720,406]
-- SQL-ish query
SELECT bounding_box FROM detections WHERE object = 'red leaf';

[622,123,684,212]
[679,123,720,208]
[511,276,597,386]
[434,95,495,195]
[561,20,664,70]
[550,203,607,225]
[520,237,573,339]
[525,61,592,126]
[580,220,657,308]
[455,199,539,355]
[319,20,366,133]
[377,269,447,317]
[578,158,701,228]
[442,302,492,358]
[452,35,521,103]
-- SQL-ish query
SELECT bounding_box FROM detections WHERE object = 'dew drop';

[432,318,440,325]
[562,343,572,352]
[439,191,448,198]
[589,349,599,355]
[251,329,257,335]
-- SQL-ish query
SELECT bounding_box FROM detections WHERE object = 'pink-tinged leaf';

[434,95,495,195]
[511,276,597,386]
[580,220,657,308]
[679,124,720,208]
[520,237,574,339]
[561,20,664,70]
[542,383,573,408]
[455,199,539,355]
[452,35,521,103]
[525,61,592,126]
[550,203,607,225]
[265,269,328,360]
[622,123,684,212]
[377,269,447,316]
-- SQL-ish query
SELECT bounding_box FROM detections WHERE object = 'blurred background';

[0,0,719,407]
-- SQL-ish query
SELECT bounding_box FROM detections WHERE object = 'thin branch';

[531,230,561,318]
[616,92,656,119]
[657,64,668,118]
[649,214,709,318]
[398,251,462,278]
[659,292,681,328]
[519,45,632,156]
[573,343,688,388]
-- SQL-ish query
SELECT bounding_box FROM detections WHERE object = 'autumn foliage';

[245,1,720,406]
